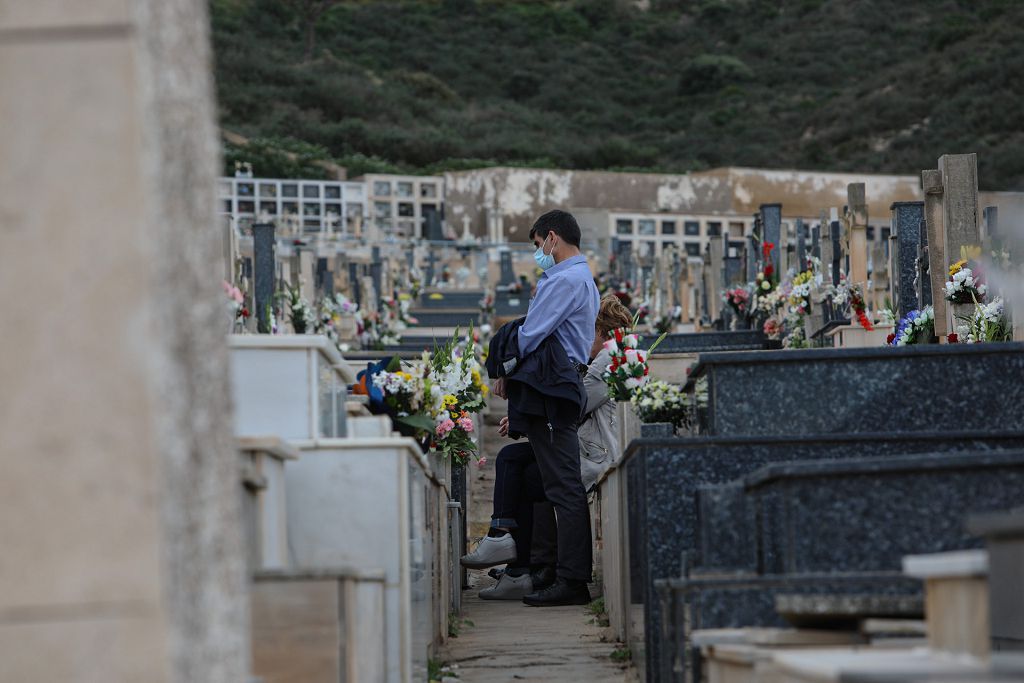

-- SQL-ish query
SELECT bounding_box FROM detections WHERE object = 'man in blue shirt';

[494,209,600,606]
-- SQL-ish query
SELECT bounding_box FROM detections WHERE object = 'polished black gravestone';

[689,344,1024,437]
[660,449,1024,683]
[624,431,1024,682]
[252,221,275,334]
[892,201,925,318]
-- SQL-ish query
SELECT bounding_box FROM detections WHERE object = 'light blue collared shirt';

[517,254,599,365]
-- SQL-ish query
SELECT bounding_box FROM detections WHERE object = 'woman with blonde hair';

[461,294,635,600]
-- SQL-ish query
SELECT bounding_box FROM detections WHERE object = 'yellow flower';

[481,384,490,396]
[444,394,458,406]
[949,259,967,277]
[960,245,982,262]
[396,371,412,380]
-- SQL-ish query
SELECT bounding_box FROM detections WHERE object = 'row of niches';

[222,199,364,217]
[219,180,360,200]
[372,179,438,198]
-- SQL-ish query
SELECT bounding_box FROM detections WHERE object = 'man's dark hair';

[529,209,582,247]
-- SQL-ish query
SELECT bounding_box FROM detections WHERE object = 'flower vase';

[951,303,974,338]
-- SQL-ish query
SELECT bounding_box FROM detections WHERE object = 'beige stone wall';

[444,166,926,243]
[0,1,247,681]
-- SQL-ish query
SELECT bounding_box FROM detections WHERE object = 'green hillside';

[210,0,1024,189]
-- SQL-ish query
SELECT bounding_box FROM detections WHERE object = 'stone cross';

[891,202,926,318]
[922,169,949,338]
[253,222,276,334]
[847,183,869,289]
[760,204,782,276]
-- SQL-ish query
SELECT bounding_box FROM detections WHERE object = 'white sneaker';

[460,533,516,569]
[479,572,533,600]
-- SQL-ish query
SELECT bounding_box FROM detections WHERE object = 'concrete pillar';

[0,2,249,680]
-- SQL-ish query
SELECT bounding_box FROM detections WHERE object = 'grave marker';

[424,249,440,287]
[317,257,333,297]
[891,202,926,318]
[939,154,982,336]
[348,262,362,307]
[829,216,843,287]
[917,220,933,309]
[299,249,316,301]
[760,204,782,276]
[847,183,869,289]
[708,240,725,326]
[745,232,758,281]
[795,219,807,273]
[922,169,950,339]
[370,246,383,301]
[253,222,276,333]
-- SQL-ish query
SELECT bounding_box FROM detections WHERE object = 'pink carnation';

[436,418,455,439]
[457,416,474,433]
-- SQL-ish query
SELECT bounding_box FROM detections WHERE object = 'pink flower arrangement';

[457,416,474,433]
[725,286,750,314]
[436,418,455,439]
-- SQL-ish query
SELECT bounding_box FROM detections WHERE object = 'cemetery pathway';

[441,414,634,683]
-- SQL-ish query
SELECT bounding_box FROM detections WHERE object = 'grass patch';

[448,613,475,638]
[610,646,632,663]
[586,597,610,628]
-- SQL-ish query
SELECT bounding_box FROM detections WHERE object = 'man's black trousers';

[524,414,592,582]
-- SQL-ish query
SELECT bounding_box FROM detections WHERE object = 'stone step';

[687,343,1024,437]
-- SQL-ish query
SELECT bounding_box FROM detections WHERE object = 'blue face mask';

[534,235,556,271]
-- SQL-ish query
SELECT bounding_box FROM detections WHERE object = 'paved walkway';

[441,412,634,682]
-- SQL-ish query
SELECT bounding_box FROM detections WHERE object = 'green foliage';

[210,0,1024,189]
[447,613,474,638]
[224,136,332,179]
[586,597,611,628]
[610,646,632,662]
